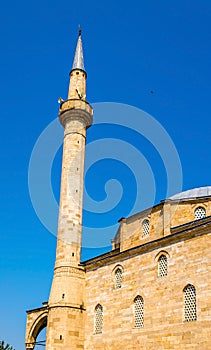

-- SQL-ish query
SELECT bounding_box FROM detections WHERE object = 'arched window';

[115,268,122,289]
[94,304,103,334]
[134,296,144,328]
[142,219,149,236]
[158,254,168,277]
[194,207,206,220]
[184,284,197,322]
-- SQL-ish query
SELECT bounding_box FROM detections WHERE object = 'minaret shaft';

[55,120,86,268]
[45,31,93,350]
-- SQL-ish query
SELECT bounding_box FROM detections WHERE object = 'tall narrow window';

[142,219,149,236]
[194,207,206,220]
[134,296,144,328]
[184,284,197,322]
[115,268,122,289]
[94,304,103,334]
[158,254,168,277]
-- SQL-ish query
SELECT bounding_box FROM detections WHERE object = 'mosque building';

[25,30,211,350]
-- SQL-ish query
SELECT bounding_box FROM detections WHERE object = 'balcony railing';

[60,98,93,115]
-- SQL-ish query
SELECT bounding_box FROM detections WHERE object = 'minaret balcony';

[60,98,93,116]
[59,98,93,128]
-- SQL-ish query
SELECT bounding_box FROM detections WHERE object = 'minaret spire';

[72,27,85,72]
[67,29,87,100]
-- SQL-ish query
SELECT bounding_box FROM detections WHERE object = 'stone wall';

[84,215,211,349]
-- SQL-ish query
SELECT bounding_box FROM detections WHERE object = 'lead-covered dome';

[169,186,211,201]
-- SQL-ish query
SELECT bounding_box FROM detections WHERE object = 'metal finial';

[78,25,82,36]
[72,27,85,71]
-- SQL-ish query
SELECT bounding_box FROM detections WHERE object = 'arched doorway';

[25,307,48,350]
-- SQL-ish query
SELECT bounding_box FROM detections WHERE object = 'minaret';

[46,29,93,349]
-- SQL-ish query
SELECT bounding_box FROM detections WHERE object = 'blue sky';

[0,0,211,348]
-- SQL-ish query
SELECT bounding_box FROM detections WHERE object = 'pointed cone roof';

[72,28,85,71]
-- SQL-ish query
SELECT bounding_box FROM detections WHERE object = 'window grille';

[142,219,149,236]
[184,284,197,322]
[94,304,103,334]
[134,296,144,328]
[115,268,122,289]
[158,254,168,277]
[194,207,206,220]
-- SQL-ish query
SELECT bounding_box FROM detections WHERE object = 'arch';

[155,250,170,261]
[112,264,124,274]
[25,310,48,349]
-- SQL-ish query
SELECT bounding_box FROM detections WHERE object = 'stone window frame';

[155,251,169,278]
[141,218,150,237]
[112,265,124,290]
[194,206,206,220]
[94,303,103,334]
[133,295,144,328]
[183,284,197,322]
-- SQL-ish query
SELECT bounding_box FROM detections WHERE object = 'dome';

[168,186,211,201]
